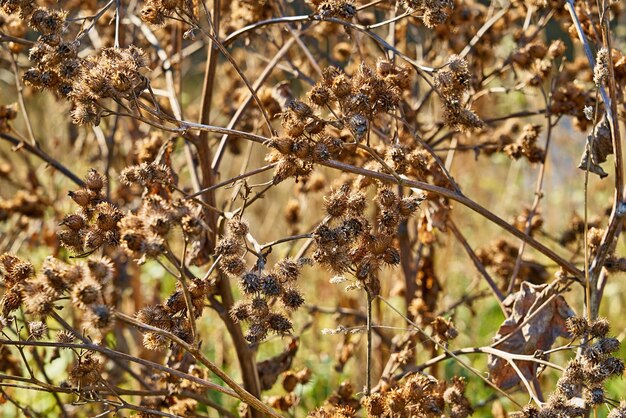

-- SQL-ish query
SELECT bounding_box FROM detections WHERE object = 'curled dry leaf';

[578,117,613,179]
[488,282,575,390]
[257,338,299,391]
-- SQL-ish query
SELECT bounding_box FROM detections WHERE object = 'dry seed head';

[84,169,105,192]
[307,84,332,106]
[590,317,610,338]
[282,371,299,392]
[68,188,96,207]
[227,218,249,238]
[71,278,101,309]
[28,321,47,340]
[215,236,245,257]
[141,234,166,258]
[87,304,113,329]
[23,288,56,317]
[181,215,204,238]
[240,271,262,294]
[141,5,166,25]
[69,353,101,386]
[363,393,385,416]
[84,228,105,249]
[273,155,299,184]
[245,322,269,343]
[399,196,422,218]
[249,296,269,318]
[566,316,589,339]
[9,260,35,284]
[260,275,282,296]
[274,258,301,282]
[267,136,295,154]
[383,247,401,265]
[57,229,83,252]
[594,48,610,86]
[95,202,122,231]
[332,73,352,98]
[61,214,85,231]
[324,185,350,218]
[597,337,620,354]
[230,301,251,323]
[56,330,75,345]
[287,100,313,120]
[1,288,23,316]
[281,287,305,311]
[220,256,246,277]
[376,188,398,208]
[267,312,293,334]
[143,332,168,351]
[584,387,605,405]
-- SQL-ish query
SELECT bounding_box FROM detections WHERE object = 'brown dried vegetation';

[0,0,625,417]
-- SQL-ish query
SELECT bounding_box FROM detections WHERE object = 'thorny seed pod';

[221,257,246,277]
[227,218,249,238]
[287,100,313,119]
[245,322,269,343]
[181,216,204,238]
[597,337,620,354]
[84,169,105,192]
[240,272,262,294]
[84,229,105,249]
[399,196,423,218]
[61,214,85,231]
[273,155,298,184]
[68,189,96,207]
[281,287,305,311]
[383,247,401,265]
[324,185,350,218]
[584,387,605,405]
[249,297,269,318]
[28,321,47,340]
[0,255,21,276]
[230,301,251,323]
[71,278,101,309]
[215,237,245,257]
[69,353,101,386]
[376,189,398,208]
[1,288,22,316]
[260,275,282,297]
[273,258,301,282]
[590,317,610,338]
[143,332,168,351]
[57,229,83,252]
[95,203,122,231]
[56,330,75,345]
[87,304,113,329]
[267,312,293,334]
[363,393,386,416]
[267,136,294,155]
[566,316,589,339]
[346,192,367,216]
[307,84,331,106]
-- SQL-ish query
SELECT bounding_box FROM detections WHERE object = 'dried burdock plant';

[1,0,626,416]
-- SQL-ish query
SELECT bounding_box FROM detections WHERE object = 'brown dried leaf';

[488,282,574,390]
[257,338,299,391]
[578,118,612,179]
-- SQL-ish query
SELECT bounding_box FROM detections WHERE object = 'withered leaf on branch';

[257,338,299,391]
[578,117,613,179]
[488,282,575,390]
